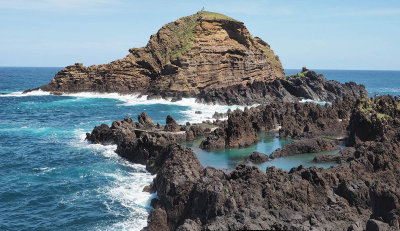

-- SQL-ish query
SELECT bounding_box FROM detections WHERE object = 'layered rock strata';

[28,11,284,98]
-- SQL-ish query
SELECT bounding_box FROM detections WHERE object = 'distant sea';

[1,67,399,230]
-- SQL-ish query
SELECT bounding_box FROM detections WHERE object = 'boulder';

[164,115,180,132]
[270,138,339,159]
[248,151,269,163]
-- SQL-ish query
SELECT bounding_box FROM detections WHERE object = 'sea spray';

[1,90,255,124]
[72,131,156,231]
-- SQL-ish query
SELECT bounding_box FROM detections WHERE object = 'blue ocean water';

[0,67,399,230]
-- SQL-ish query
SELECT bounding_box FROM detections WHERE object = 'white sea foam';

[376,88,400,93]
[65,92,252,123]
[0,89,50,97]
[72,130,155,231]
[299,99,330,105]
[2,90,252,123]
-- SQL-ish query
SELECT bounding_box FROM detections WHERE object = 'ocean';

[0,67,399,230]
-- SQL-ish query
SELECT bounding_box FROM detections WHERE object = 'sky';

[0,0,399,70]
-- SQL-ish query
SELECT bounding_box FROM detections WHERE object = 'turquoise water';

[186,133,339,171]
[1,67,399,230]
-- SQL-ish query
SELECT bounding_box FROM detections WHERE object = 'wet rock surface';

[270,138,339,159]
[86,95,400,230]
[247,151,269,163]
[313,147,356,164]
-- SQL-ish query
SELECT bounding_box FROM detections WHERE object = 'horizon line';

[0,66,399,72]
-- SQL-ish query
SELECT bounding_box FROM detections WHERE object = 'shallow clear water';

[186,133,340,171]
[1,67,399,230]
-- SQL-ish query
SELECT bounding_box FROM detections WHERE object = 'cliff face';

[38,11,284,95]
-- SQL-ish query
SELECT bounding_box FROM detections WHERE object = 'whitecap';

[0,89,51,97]
[71,129,155,231]
[2,90,254,124]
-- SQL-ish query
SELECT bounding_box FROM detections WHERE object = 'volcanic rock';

[270,138,339,159]
[196,70,368,105]
[248,151,269,163]
[164,115,180,132]
[87,96,400,230]
[137,112,155,129]
[313,147,356,164]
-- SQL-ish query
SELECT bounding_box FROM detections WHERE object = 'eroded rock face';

[30,11,284,98]
[201,97,358,150]
[248,151,269,163]
[137,112,155,129]
[164,115,180,132]
[196,70,368,105]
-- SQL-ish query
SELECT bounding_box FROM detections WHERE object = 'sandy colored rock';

[34,11,284,97]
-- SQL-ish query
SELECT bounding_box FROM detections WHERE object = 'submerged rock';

[248,151,269,163]
[313,147,356,163]
[270,138,339,159]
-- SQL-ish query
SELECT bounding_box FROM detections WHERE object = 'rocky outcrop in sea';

[26,11,284,99]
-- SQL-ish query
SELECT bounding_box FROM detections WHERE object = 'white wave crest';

[2,90,253,123]
[71,130,155,231]
[65,92,253,123]
[0,89,51,97]
[299,99,330,105]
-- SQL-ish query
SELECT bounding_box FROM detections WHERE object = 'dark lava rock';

[313,147,356,164]
[270,138,339,159]
[248,151,269,163]
[85,124,114,144]
[201,97,358,150]
[197,70,367,105]
[366,219,392,231]
[142,208,168,231]
[137,112,155,129]
[164,115,180,132]
[86,117,137,145]
[87,96,400,231]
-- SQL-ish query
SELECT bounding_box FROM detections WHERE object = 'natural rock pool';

[185,132,340,171]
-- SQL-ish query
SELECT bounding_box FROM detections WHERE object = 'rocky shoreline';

[86,95,400,230]
[25,68,367,106]
[16,9,397,230]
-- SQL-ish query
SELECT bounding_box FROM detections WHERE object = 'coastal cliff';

[33,11,284,97]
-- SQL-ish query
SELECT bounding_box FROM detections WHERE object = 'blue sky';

[0,0,399,70]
